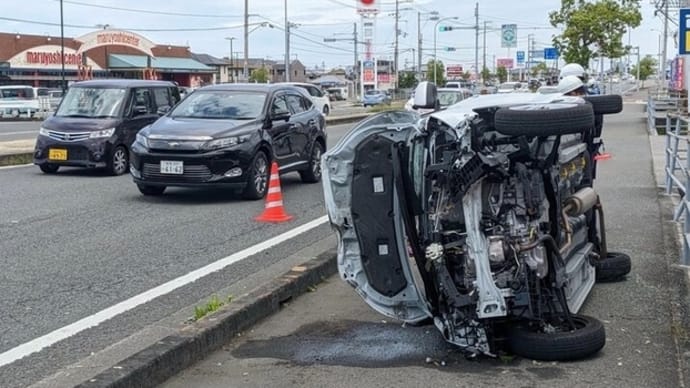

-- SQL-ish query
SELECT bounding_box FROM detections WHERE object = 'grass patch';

[194,295,228,321]
[367,101,405,113]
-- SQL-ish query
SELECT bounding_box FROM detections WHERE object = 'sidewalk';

[161,103,690,388]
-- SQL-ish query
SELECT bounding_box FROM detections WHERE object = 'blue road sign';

[680,9,690,55]
[543,47,559,60]
[516,51,525,64]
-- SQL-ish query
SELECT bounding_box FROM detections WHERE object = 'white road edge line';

[0,130,38,135]
[0,215,330,368]
[0,163,33,170]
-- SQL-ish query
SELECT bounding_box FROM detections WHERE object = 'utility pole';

[474,2,479,80]
[243,0,249,81]
[662,0,668,85]
[482,20,487,82]
[353,22,358,99]
[394,0,399,92]
[60,0,65,91]
[285,0,290,82]
[417,12,422,81]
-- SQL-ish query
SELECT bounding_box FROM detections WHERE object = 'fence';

[664,112,690,265]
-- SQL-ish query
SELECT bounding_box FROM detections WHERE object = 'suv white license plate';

[160,160,183,175]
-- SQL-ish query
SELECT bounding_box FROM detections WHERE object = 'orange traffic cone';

[255,161,293,223]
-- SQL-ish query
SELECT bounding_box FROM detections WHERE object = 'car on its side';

[282,82,332,116]
[33,79,180,175]
[129,83,327,199]
[362,89,391,107]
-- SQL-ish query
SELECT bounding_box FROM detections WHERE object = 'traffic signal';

[439,26,454,32]
[444,47,456,52]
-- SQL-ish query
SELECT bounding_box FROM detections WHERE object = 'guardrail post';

[666,114,673,194]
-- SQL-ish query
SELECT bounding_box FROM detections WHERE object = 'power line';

[57,0,244,18]
[0,15,256,32]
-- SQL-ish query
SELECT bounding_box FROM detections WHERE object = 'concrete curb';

[74,249,337,388]
[0,152,33,167]
[325,113,372,126]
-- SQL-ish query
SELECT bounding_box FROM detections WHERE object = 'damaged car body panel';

[323,83,627,360]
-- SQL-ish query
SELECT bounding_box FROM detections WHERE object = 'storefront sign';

[7,45,101,70]
[496,58,514,69]
[362,60,376,84]
[74,29,156,57]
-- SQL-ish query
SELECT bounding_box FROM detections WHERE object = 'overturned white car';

[322,82,630,360]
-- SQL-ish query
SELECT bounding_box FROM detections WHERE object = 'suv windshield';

[170,91,266,120]
[56,87,127,118]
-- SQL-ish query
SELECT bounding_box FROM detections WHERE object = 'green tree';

[426,59,445,85]
[398,71,417,89]
[481,66,491,82]
[530,62,549,78]
[496,66,508,83]
[549,0,642,68]
[630,55,657,81]
[249,67,269,83]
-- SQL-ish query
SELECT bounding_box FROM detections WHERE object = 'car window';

[301,95,313,110]
[286,94,305,114]
[152,87,171,110]
[169,91,266,119]
[310,86,323,98]
[271,95,290,115]
[133,88,155,114]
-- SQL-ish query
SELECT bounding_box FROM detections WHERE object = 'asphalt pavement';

[0,121,40,142]
[0,122,353,388]
[162,103,687,387]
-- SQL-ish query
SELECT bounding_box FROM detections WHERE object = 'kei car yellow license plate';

[48,148,67,161]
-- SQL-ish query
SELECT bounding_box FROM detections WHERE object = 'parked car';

[327,87,347,101]
[497,81,525,94]
[404,87,472,114]
[362,89,391,107]
[33,80,181,175]
[47,89,64,111]
[283,82,332,116]
[0,85,40,117]
[129,83,327,199]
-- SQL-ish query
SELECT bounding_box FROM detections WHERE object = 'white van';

[0,85,43,117]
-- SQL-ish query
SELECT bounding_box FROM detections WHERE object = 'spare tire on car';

[583,94,623,115]
[494,103,595,137]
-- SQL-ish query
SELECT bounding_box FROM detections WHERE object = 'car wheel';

[508,314,606,361]
[323,105,330,116]
[594,251,631,282]
[494,103,595,137]
[39,163,59,174]
[299,141,323,183]
[137,184,166,196]
[108,145,129,176]
[242,151,269,200]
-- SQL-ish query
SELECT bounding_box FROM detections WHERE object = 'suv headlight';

[202,134,251,151]
[39,127,50,137]
[135,133,149,148]
[90,128,115,139]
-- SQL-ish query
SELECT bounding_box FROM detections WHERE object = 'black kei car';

[130,83,327,199]
[33,80,180,175]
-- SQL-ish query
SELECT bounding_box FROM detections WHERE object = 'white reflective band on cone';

[266,201,283,208]
[268,187,281,194]
[270,174,279,180]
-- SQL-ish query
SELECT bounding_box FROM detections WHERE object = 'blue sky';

[0,0,676,71]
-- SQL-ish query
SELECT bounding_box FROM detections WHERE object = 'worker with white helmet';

[559,63,587,81]
[557,75,587,96]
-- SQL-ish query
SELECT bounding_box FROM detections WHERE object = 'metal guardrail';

[665,113,690,265]
[647,89,686,135]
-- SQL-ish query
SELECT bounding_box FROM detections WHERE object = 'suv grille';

[46,130,91,142]
[142,163,212,182]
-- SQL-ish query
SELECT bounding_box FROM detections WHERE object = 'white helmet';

[560,63,586,80]
[557,75,584,95]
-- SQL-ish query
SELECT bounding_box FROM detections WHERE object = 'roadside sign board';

[447,65,463,77]
[496,58,514,69]
[543,47,559,60]
[680,8,690,55]
[501,24,517,48]
[516,51,525,64]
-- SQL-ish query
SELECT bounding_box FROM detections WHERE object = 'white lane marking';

[0,163,33,170]
[0,131,37,136]
[0,215,329,367]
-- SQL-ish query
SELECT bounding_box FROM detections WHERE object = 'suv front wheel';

[300,141,323,183]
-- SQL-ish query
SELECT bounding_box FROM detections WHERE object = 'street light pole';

[394,0,399,92]
[434,16,458,85]
[474,2,479,80]
[285,0,290,82]
[225,37,236,83]
[60,0,65,91]
[244,0,249,81]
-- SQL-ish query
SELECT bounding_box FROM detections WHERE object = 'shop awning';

[108,54,214,72]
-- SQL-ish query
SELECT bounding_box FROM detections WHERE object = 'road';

[0,122,353,388]
[163,103,684,387]
[0,121,40,142]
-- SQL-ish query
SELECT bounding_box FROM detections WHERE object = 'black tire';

[137,184,166,196]
[242,150,269,200]
[595,251,631,282]
[108,145,129,176]
[39,163,59,174]
[583,94,623,115]
[299,141,324,183]
[323,105,330,116]
[508,315,606,361]
[495,103,595,137]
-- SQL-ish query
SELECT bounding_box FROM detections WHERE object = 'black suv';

[130,83,327,199]
[34,80,180,175]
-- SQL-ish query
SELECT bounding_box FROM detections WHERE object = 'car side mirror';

[271,109,291,122]
[413,81,438,110]
[157,105,171,116]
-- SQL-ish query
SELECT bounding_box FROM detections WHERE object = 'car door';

[285,92,310,163]
[321,110,431,323]
[120,88,158,147]
[267,93,296,167]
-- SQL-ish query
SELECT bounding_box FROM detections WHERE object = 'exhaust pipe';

[564,187,598,217]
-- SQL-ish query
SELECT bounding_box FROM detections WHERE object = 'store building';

[0,29,214,88]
